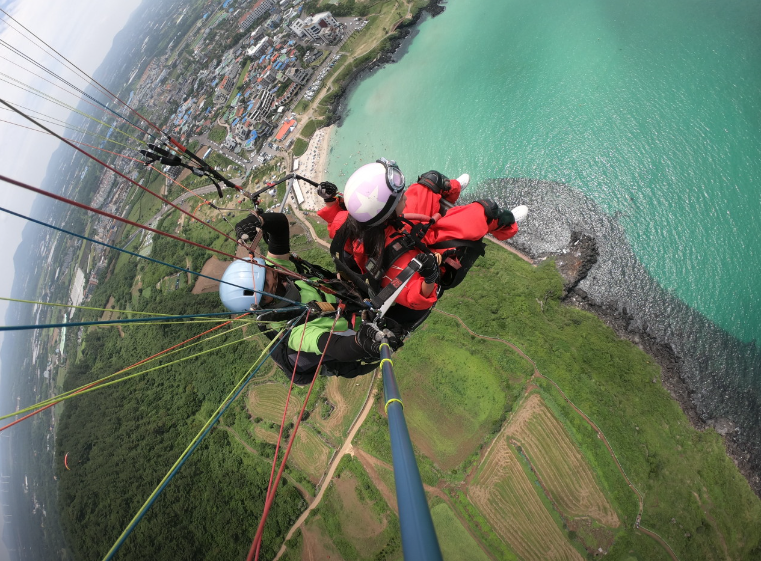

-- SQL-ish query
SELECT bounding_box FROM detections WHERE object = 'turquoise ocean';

[326,0,761,346]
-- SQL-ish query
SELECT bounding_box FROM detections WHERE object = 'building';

[247,36,271,57]
[275,118,297,141]
[265,14,282,30]
[238,0,276,32]
[285,67,311,85]
[213,62,241,105]
[290,12,339,42]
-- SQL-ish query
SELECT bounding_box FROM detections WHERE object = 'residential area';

[125,0,368,175]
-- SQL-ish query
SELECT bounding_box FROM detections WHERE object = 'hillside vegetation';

[55,198,761,560]
[293,235,761,560]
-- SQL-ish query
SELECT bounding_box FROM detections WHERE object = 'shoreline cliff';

[317,1,761,499]
[483,177,761,499]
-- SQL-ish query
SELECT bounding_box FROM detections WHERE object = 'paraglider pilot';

[219,212,404,385]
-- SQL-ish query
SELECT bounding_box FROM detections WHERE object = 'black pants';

[269,338,378,386]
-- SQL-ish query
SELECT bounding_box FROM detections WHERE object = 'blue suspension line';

[0,308,304,332]
[0,206,302,307]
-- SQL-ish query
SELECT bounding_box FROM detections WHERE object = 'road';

[121,183,236,250]
[273,372,378,561]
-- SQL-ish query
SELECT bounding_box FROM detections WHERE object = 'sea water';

[326,0,761,346]
[326,0,761,474]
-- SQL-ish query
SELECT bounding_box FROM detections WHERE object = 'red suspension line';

[61,135,216,204]
[262,308,311,501]
[0,313,250,433]
[0,98,240,245]
[249,312,341,561]
[0,173,238,261]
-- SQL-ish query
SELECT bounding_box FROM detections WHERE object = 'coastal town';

[127,0,367,172]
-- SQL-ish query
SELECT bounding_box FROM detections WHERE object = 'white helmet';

[219,257,266,312]
[343,158,405,227]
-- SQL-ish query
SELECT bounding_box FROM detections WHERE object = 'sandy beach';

[295,124,335,212]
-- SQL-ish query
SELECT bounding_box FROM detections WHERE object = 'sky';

[0,4,142,557]
[0,0,142,394]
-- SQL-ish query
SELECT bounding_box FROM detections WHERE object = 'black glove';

[235,213,262,242]
[355,319,404,358]
[417,170,450,194]
[476,199,515,228]
[235,212,291,254]
[416,252,440,284]
[316,181,338,202]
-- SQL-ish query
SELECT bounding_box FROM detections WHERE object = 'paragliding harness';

[329,214,487,322]
[255,256,379,385]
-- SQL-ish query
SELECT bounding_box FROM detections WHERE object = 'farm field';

[288,425,332,484]
[253,425,279,444]
[507,392,620,535]
[430,503,492,561]
[469,429,585,561]
[248,382,303,424]
[392,315,532,471]
[299,457,401,561]
[310,374,374,444]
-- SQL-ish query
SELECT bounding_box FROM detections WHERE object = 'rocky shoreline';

[519,232,700,426]
[508,219,761,499]
[315,0,761,499]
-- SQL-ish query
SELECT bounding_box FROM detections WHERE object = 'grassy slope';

[57,0,761,555]
[351,237,761,560]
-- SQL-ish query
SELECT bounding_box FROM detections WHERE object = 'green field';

[304,456,401,560]
[248,382,303,424]
[430,503,492,561]
[310,374,374,444]
[49,0,761,557]
[289,425,333,483]
[393,315,532,471]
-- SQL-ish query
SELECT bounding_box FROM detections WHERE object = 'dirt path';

[191,256,229,294]
[692,491,728,559]
[273,371,378,560]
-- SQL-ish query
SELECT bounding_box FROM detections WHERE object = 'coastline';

[503,229,760,498]
[295,124,335,211]
[483,178,761,499]
[297,0,447,204]
[299,0,759,499]
[304,150,761,498]
[322,0,446,128]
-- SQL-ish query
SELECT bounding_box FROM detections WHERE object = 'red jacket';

[317,179,518,310]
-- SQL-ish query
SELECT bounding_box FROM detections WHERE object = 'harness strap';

[427,239,486,251]
[370,258,422,313]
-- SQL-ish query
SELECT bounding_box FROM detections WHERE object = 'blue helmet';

[219,257,266,312]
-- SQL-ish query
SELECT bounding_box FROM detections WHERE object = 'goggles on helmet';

[376,157,405,194]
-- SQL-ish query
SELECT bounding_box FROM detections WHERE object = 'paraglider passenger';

[317,158,525,329]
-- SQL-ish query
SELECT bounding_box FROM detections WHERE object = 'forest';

[56,288,308,560]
